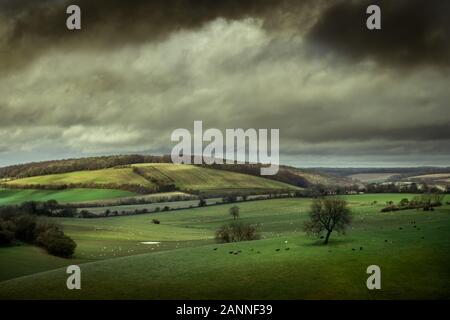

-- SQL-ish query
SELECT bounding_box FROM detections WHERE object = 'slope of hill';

[320,167,450,180]
[409,173,450,184]
[132,163,294,193]
[5,168,156,193]
[348,173,400,183]
[201,164,354,188]
[0,154,171,179]
[0,188,136,206]
[2,164,297,196]
[0,155,353,190]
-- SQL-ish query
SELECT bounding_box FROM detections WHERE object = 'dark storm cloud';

[1,1,449,167]
[3,0,448,73]
[0,0,323,73]
[307,0,450,69]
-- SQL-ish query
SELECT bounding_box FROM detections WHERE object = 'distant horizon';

[1,151,449,170]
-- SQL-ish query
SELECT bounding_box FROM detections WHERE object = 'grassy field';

[0,194,449,299]
[80,198,221,215]
[0,188,136,206]
[348,173,399,183]
[0,245,85,282]
[410,173,450,184]
[5,168,155,189]
[72,191,195,206]
[132,163,296,193]
[4,164,297,196]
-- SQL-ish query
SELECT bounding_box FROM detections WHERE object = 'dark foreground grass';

[0,195,449,299]
[0,245,86,282]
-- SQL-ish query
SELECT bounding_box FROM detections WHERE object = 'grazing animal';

[229,251,234,254]
[213,248,218,251]
[275,248,280,251]
[285,247,290,251]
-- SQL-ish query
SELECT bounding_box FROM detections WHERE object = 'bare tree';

[304,197,352,244]
[229,205,240,220]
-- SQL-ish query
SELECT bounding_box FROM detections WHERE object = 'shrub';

[229,206,240,220]
[0,212,76,257]
[37,229,76,258]
[33,221,61,244]
[0,230,15,245]
[224,194,238,203]
[79,210,96,218]
[14,215,37,242]
[215,221,259,243]
[198,198,207,207]
[0,220,16,233]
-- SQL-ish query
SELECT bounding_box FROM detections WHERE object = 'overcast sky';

[0,0,449,167]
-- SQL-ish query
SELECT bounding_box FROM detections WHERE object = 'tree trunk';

[324,230,332,244]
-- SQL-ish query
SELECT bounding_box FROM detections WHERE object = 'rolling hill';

[0,154,170,179]
[4,167,156,193]
[1,163,298,202]
[0,188,136,206]
[409,173,450,184]
[199,163,354,188]
[132,163,294,193]
[0,156,360,207]
[0,155,353,190]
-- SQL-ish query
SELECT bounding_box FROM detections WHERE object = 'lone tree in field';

[304,197,352,244]
[229,205,240,220]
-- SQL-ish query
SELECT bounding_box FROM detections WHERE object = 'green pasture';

[0,245,85,282]
[0,194,449,299]
[0,188,136,206]
[132,163,296,192]
[5,168,155,189]
[4,164,296,196]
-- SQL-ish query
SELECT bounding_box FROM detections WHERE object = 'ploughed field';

[0,194,449,299]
